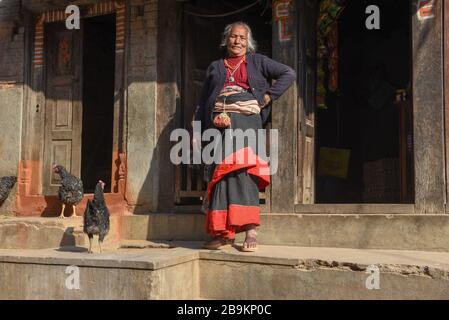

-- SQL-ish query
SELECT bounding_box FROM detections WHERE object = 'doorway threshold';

[294,204,415,215]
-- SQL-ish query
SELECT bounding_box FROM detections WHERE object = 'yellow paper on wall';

[317,147,351,178]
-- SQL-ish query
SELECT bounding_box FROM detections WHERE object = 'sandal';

[203,237,235,250]
[241,235,258,252]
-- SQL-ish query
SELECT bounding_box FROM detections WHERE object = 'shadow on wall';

[59,227,77,247]
[133,92,179,215]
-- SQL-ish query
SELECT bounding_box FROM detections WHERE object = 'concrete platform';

[0,244,199,299]
[1,242,449,299]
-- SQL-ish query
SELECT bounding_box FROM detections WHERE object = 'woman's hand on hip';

[262,94,271,108]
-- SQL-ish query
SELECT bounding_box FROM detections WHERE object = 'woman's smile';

[227,25,248,57]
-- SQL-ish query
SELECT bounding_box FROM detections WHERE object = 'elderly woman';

[193,22,296,252]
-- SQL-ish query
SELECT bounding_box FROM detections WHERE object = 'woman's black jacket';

[193,52,296,130]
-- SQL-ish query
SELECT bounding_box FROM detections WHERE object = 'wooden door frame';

[295,0,316,206]
[42,21,84,195]
[17,0,128,216]
[271,0,299,213]
[444,0,449,214]
[411,0,444,214]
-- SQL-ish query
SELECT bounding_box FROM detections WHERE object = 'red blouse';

[223,55,250,90]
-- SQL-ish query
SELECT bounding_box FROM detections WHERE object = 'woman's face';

[227,25,248,57]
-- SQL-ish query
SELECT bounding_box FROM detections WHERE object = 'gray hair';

[220,22,257,53]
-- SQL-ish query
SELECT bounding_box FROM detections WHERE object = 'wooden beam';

[444,0,449,213]
[413,0,446,213]
[156,0,180,212]
[271,0,298,212]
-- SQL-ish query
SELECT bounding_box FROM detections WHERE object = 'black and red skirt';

[205,112,270,240]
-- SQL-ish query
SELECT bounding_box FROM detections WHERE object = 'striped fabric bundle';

[214,100,261,115]
[214,90,261,115]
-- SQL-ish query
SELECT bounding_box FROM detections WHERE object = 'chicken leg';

[98,239,103,253]
[88,236,93,254]
[58,204,66,219]
[68,204,77,218]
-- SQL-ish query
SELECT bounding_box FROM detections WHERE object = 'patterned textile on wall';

[316,0,345,109]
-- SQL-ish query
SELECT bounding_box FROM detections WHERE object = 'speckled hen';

[0,176,17,203]
[53,165,84,218]
[83,180,110,253]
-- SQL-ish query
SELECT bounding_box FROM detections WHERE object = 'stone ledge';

[2,243,449,279]
[200,245,449,280]
[0,247,199,270]
[2,243,449,299]
[0,216,122,249]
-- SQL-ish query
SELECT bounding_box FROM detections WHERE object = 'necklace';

[225,56,245,83]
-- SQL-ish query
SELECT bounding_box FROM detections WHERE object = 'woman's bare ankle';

[245,224,258,239]
[246,228,257,237]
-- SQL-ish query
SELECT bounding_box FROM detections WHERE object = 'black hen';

[53,165,83,218]
[0,176,17,203]
[83,180,110,253]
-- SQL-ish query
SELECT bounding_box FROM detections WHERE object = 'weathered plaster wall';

[0,87,23,214]
[0,0,24,214]
[125,0,158,213]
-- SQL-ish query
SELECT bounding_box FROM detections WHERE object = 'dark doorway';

[81,14,116,193]
[315,0,414,204]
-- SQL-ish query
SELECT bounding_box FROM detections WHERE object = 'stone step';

[0,216,123,249]
[4,213,449,252]
[0,243,448,299]
[122,213,449,252]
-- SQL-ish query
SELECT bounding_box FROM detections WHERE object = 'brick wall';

[128,0,157,80]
